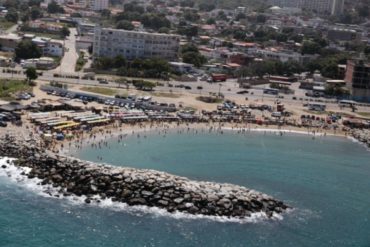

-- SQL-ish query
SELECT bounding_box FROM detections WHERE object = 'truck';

[82,72,95,80]
[211,73,227,82]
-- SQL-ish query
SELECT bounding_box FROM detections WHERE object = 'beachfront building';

[345,59,370,102]
[93,27,180,60]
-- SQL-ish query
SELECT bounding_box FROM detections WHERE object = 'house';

[76,35,93,51]
[0,34,22,52]
[169,62,194,73]
[31,37,64,57]
[45,39,64,57]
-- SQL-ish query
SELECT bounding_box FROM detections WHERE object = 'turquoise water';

[1,131,370,246]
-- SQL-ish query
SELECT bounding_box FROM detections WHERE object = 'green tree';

[116,20,134,30]
[178,26,198,37]
[206,18,216,25]
[47,1,64,14]
[180,0,195,7]
[61,26,70,37]
[133,80,156,90]
[25,67,38,83]
[198,3,215,11]
[28,0,42,7]
[70,13,82,18]
[235,13,246,21]
[183,10,199,22]
[182,52,207,67]
[100,9,111,18]
[158,27,170,33]
[112,55,126,68]
[181,44,199,54]
[3,0,20,9]
[301,41,322,55]
[15,40,42,61]
[141,13,171,30]
[21,12,30,22]
[5,10,19,23]
[217,11,227,20]
[30,6,43,20]
[123,3,144,13]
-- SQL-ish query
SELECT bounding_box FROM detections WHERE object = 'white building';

[89,0,109,11]
[255,48,317,64]
[268,0,344,15]
[45,40,64,57]
[32,37,64,57]
[93,27,180,60]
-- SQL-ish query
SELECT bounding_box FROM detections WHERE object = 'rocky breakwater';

[0,136,290,219]
[351,129,370,147]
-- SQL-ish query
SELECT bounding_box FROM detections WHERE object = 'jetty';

[0,134,290,219]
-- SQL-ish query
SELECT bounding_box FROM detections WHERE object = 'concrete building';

[32,37,64,57]
[255,48,317,64]
[76,21,96,35]
[327,28,360,42]
[0,33,22,52]
[345,59,370,102]
[268,0,344,15]
[93,27,180,60]
[89,0,109,11]
[76,35,93,51]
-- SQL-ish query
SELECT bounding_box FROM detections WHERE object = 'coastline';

[57,121,349,157]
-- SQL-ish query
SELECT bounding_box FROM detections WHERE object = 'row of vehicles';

[0,112,21,127]
[16,92,35,100]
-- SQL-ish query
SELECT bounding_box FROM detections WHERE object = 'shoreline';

[56,121,348,156]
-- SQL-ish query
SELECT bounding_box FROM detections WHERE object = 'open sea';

[1,130,370,247]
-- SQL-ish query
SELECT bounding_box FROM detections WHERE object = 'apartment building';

[345,59,370,102]
[255,48,317,64]
[89,0,109,11]
[93,27,180,60]
[269,0,344,15]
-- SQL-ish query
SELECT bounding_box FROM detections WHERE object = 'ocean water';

[1,130,370,247]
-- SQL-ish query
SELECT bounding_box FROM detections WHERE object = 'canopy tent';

[53,122,80,130]
[86,119,111,124]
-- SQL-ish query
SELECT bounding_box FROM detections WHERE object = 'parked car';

[237,90,249,94]
[0,121,7,127]
[98,79,109,84]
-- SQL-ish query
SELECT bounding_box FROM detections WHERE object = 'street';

[51,28,78,74]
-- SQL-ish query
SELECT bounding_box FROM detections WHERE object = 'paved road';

[52,28,78,74]
[0,67,345,108]
[6,24,18,33]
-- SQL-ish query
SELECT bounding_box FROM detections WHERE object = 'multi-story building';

[93,27,180,60]
[89,0,109,11]
[268,0,344,15]
[345,59,370,102]
[254,48,317,64]
[0,33,22,52]
[327,28,360,42]
[32,37,64,57]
